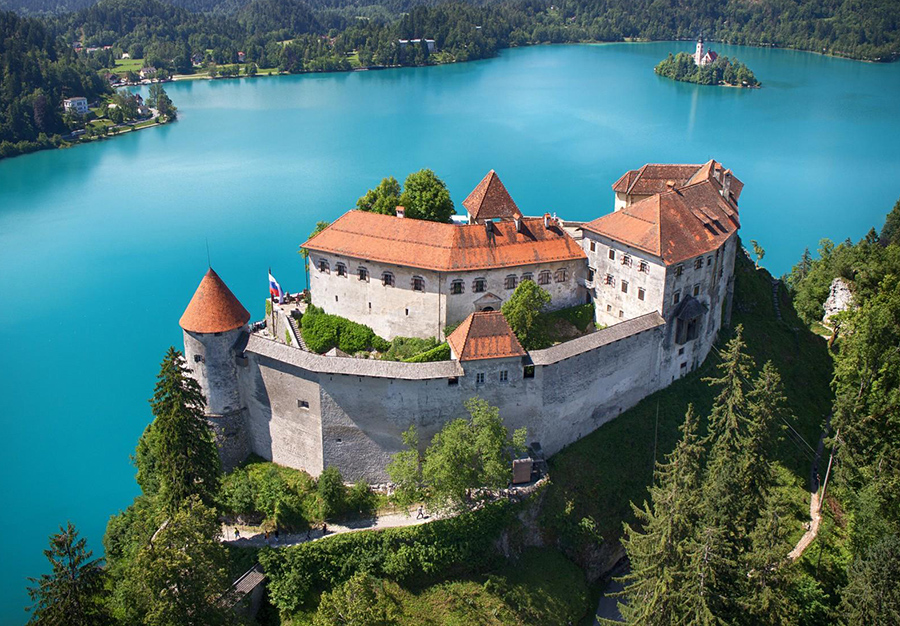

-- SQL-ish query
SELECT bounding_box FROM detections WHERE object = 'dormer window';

[412,276,425,292]
[357,266,368,281]
[382,272,394,287]
[473,278,486,293]
[336,262,347,277]
[450,280,464,295]
[538,270,552,285]
[505,275,518,290]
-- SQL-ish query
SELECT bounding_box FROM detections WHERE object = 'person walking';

[234,528,240,541]
[416,506,424,520]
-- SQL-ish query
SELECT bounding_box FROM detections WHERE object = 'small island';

[656,37,760,88]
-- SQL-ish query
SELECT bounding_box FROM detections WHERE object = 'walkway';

[221,508,435,548]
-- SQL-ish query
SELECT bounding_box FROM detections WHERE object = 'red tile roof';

[583,179,740,266]
[612,160,743,204]
[612,164,702,196]
[180,268,251,333]
[447,311,526,361]
[463,170,522,222]
[302,211,585,273]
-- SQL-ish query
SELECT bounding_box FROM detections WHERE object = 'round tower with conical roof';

[180,268,250,417]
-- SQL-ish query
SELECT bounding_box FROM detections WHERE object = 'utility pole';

[818,427,839,514]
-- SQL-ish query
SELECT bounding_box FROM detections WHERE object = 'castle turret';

[180,268,250,417]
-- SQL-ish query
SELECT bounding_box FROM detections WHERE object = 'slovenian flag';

[268,270,285,303]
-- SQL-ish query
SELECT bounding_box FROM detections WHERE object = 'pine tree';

[617,406,706,625]
[138,347,221,511]
[26,522,110,626]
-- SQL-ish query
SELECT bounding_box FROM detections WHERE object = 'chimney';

[543,213,551,228]
[395,205,405,218]
[485,219,493,234]
[665,180,676,191]
[722,170,732,198]
[514,215,522,233]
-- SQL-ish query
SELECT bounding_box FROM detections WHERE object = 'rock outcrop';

[823,277,853,324]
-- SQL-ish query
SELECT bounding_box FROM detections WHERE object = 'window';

[405,308,409,316]
[505,275,518,290]
[538,270,552,285]
[335,295,339,302]
[298,399,309,409]
[412,276,425,292]
[694,258,703,270]
[318,259,329,272]
[605,274,615,287]
[336,262,346,277]
[473,278,486,293]
[448,377,459,386]
[587,268,595,283]
[707,256,712,266]
[675,264,684,277]
[621,280,629,294]
[555,268,568,283]
[476,372,485,385]
[499,370,508,383]
[607,304,612,312]
[523,365,535,378]
[719,266,724,278]
[639,260,649,273]
[522,272,533,282]
[590,241,596,252]
[357,266,368,281]
[638,287,645,301]
[673,291,681,305]
[619,310,624,318]
[368,302,371,309]
[193,354,204,363]
[609,249,616,261]
[622,254,633,267]
[678,347,685,356]
[382,272,394,287]
[693,284,700,297]
[450,280,464,295]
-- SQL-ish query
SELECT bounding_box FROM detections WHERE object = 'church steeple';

[694,35,705,66]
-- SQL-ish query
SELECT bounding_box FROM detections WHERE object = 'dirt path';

[221,508,435,548]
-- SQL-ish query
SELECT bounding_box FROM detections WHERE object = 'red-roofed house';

[302,175,587,339]
[582,168,740,381]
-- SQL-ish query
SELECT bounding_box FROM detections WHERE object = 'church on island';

[693,36,718,66]
[180,160,743,482]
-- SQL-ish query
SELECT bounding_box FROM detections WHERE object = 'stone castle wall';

[227,311,666,482]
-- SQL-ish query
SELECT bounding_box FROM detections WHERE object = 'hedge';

[300,305,390,354]
[259,501,513,614]
[403,342,451,362]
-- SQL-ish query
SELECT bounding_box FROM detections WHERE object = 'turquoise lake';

[1,41,899,621]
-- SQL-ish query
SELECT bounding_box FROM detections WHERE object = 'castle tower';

[179,268,250,417]
[694,35,705,66]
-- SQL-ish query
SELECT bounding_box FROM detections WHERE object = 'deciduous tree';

[356,176,401,215]
[501,280,551,350]
[399,169,454,223]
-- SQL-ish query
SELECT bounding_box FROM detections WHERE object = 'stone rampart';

[230,312,667,482]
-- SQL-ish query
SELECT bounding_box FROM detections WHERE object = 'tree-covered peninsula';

[656,51,760,87]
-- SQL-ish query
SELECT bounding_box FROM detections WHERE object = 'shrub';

[380,336,439,361]
[317,466,345,520]
[403,343,451,362]
[300,305,388,354]
[259,502,513,614]
[345,481,377,517]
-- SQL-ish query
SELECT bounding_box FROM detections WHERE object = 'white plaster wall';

[582,232,666,327]
[309,253,445,340]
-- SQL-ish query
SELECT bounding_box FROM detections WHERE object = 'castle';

[180,161,742,482]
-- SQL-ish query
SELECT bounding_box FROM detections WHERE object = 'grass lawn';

[541,249,834,544]
[346,51,361,68]
[105,57,145,75]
